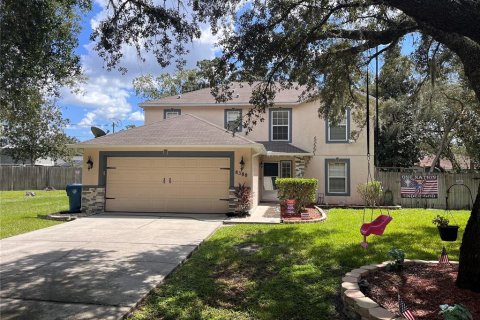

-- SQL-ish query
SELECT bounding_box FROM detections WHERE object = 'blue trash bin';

[66,184,82,213]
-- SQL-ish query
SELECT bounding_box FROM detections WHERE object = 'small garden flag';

[439,246,450,264]
[398,293,416,320]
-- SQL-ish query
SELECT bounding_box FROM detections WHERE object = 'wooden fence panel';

[375,170,479,210]
[0,166,82,191]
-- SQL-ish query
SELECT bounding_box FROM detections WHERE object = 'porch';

[256,141,313,202]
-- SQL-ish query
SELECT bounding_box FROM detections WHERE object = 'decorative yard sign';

[286,199,296,214]
[400,175,438,198]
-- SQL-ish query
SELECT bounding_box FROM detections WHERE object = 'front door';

[262,162,279,202]
[261,161,292,201]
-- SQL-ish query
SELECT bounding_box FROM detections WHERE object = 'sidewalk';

[224,204,281,224]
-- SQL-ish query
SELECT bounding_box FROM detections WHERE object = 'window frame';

[163,109,181,119]
[224,109,243,132]
[269,108,292,142]
[325,158,350,196]
[326,109,350,143]
[280,160,292,178]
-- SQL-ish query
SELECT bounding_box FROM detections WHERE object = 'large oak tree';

[93,0,480,291]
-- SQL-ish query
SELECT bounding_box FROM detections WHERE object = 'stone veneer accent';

[229,187,237,214]
[81,186,105,215]
[341,259,459,320]
[294,157,306,177]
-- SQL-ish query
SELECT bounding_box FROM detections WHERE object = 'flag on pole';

[398,293,416,320]
[439,246,450,264]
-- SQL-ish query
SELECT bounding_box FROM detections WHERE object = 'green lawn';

[0,190,68,239]
[131,208,470,320]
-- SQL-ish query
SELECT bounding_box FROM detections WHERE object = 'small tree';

[3,92,72,164]
[357,181,383,206]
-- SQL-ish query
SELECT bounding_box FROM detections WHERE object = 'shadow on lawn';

[136,226,348,320]
[134,224,466,320]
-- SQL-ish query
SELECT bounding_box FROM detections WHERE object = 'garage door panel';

[105,157,230,213]
[107,198,167,212]
[165,199,228,213]
[107,183,168,198]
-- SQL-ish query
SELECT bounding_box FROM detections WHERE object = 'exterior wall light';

[240,156,245,172]
[86,156,94,170]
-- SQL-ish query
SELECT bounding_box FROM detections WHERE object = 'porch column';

[294,157,306,178]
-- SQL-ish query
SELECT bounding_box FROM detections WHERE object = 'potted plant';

[432,215,459,241]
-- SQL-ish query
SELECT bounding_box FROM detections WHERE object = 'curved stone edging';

[341,259,459,320]
[282,206,327,224]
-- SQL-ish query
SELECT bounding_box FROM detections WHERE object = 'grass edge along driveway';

[130,208,470,320]
[0,190,68,239]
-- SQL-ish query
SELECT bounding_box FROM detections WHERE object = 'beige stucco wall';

[142,100,374,205]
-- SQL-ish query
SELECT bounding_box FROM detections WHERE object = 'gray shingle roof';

[140,82,309,107]
[76,114,258,147]
[257,141,311,154]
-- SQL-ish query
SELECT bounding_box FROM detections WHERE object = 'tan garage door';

[105,157,230,213]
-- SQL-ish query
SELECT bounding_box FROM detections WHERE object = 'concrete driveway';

[0,213,223,320]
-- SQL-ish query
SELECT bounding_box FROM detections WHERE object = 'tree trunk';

[429,118,456,173]
[456,181,480,292]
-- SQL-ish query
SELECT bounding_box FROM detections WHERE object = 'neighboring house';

[415,155,473,172]
[74,83,373,214]
[0,146,54,166]
[55,155,83,167]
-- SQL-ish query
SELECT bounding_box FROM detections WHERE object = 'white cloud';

[60,2,218,137]
[129,111,144,121]
[78,112,96,128]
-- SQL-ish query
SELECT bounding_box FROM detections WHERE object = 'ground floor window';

[325,159,350,195]
[280,160,292,178]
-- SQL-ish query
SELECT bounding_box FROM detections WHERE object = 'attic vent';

[235,94,240,98]
[177,95,181,99]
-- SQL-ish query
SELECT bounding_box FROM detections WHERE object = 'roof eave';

[266,151,313,157]
[140,102,302,108]
[70,143,265,149]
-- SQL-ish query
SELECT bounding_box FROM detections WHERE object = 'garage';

[105,157,230,213]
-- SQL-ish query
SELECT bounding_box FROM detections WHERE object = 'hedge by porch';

[276,178,318,212]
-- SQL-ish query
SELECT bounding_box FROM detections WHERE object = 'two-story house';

[76,83,373,215]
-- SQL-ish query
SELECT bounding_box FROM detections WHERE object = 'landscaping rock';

[344,289,365,305]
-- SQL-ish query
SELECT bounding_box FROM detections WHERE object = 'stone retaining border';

[282,206,327,224]
[341,259,459,320]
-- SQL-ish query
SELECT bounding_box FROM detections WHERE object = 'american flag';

[401,175,438,198]
[439,246,450,264]
[398,293,416,320]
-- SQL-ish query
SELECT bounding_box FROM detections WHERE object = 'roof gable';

[140,82,309,107]
[76,114,258,147]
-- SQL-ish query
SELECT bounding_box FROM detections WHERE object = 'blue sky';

[60,1,217,141]
[61,1,416,141]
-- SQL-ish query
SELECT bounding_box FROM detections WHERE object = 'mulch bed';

[364,263,480,319]
[281,204,321,221]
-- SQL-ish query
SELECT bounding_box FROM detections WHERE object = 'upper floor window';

[327,110,350,143]
[270,109,291,142]
[164,109,181,119]
[224,109,242,132]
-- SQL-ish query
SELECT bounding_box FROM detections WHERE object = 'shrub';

[439,304,473,320]
[357,181,383,206]
[234,183,253,216]
[432,215,450,227]
[276,178,318,213]
[385,247,405,272]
